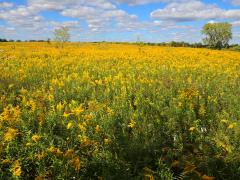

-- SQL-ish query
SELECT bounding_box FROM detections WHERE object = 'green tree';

[53,26,70,47]
[202,22,232,49]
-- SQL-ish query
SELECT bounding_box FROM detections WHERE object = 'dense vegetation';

[0,43,240,179]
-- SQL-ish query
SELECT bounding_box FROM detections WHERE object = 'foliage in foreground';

[0,43,240,179]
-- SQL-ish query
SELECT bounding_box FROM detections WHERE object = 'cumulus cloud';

[50,21,81,29]
[231,0,240,6]
[0,25,16,36]
[28,0,116,11]
[116,0,164,5]
[0,0,139,34]
[115,0,189,6]
[153,20,194,31]
[0,5,45,31]
[151,0,240,22]
[0,2,14,9]
[232,21,240,26]
[61,7,135,26]
[24,0,141,32]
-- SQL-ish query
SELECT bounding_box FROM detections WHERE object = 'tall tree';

[202,22,232,49]
[53,26,70,47]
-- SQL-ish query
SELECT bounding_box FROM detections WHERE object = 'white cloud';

[231,0,240,6]
[0,25,16,39]
[116,0,163,5]
[0,0,138,34]
[115,0,189,6]
[151,0,240,22]
[0,2,14,9]
[0,5,44,29]
[50,20,80,27]
[28,0,116,11]
[59,2,138,32]
[232,21,240,26]
[153,20,193,30]
[23,0,140,32]
[208,20,217,24]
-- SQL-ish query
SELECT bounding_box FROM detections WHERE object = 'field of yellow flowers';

[0,42,240,179]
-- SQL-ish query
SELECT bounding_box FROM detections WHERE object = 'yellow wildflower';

[20,87,28,94]
[128,120,136,128]
[8,84,14,89]
[67,122,73,129]
[0,106,21,124]
[63,112,73,118]
[64,149,75,158]
[26,143,32,146]
[104,138,110,144]
[78,123,86,132]
[38,113,45,125]
[82,114,93,121]
[95,79,103,85]
[2,159,11,165]
[199,105,206,116]
[228,123,237,129]
[178,102,183,108]
[202,175,215,180]
[106,107,113,115]
[69,157,81,171]
[219,142,232,153]
[32,134,41,142]
[48,146,63,156]
[95,125,100,134]
[187,77,192,84]
[27,100,36,112]
[56,102,64,111]
[72,105,84,116]
[11,160,21,177]
[48,146,55,153]
[36,152,45,160]
[143,167,155,180]
[189,127,196,132]
[220,119,228,124]
[4,128,18,142]
[35,176,43,180]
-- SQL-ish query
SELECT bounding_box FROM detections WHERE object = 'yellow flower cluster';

[0,42,239,179]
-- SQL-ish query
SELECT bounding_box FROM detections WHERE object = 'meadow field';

[0,42,240,179]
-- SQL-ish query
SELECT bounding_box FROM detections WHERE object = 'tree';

[47,38,51,44]
[53,26,70,47]
[202,22,232,49]
[0,38,8,42]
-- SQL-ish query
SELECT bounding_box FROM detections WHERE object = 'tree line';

[0,39,51,42]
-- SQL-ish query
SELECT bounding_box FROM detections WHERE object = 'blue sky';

[0,0,240,43]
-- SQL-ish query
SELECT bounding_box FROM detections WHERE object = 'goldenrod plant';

[0,42,240,179]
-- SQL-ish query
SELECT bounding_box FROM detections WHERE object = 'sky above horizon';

[1,0,240,43]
